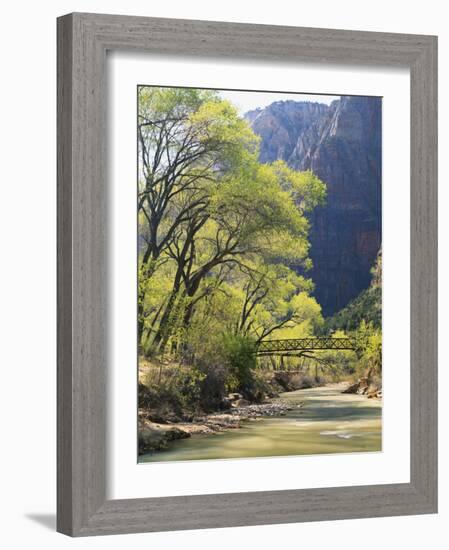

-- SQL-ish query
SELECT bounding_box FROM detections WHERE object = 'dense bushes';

[221,334,256,393]
[139,363,206,421]
[140,334,270,418]
[355,322,382,380]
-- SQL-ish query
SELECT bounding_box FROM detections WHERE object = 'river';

[139,384,382,462]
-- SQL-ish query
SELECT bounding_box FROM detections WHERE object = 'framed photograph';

[57,12,437,536]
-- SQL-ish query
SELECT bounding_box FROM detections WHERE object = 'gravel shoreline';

[138,400,297,455]
[139,383,380,456]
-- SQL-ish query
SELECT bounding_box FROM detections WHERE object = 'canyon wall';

[246,96,382,315]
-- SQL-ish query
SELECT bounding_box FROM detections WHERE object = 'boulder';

[228,393,243,402]
[138,421,190,455]
[342,382,359,394]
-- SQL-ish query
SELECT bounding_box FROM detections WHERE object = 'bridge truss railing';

[256,337,359,356]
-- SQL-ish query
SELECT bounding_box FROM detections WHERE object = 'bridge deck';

[256,337,357,355]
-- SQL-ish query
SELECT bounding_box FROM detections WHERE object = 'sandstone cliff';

[246,96,381,315]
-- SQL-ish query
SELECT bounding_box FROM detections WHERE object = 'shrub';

[139,361,206,420]
[198,363,229,412]
[221,333,257,396]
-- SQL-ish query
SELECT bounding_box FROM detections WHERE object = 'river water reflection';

[139,384,382,463]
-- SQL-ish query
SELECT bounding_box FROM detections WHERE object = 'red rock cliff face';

[246,96,381,316]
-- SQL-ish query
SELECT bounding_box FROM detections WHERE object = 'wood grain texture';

[57,13,74,536]
[57,12,438,536]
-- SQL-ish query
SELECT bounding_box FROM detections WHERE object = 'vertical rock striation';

[246,96,381,316]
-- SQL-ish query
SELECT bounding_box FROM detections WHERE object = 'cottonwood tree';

[138,87,258,342]
[137,87,326,356]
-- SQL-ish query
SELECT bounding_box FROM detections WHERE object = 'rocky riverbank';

[139,398,297,455]
[342,376,382,399]
[138,379,382,456]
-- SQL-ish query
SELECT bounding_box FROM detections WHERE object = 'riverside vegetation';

[137,87,382,458]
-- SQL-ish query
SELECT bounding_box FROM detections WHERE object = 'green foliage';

[221,333,257,393]
[324,286,381,333]
[176,367,207,411]
[355,321,382,379]
[314,329,358,377]
[136,86,384,415]
[323,250,382,334]
[314,252,382,385]
[137,86,327,357]
[140,362,206,420]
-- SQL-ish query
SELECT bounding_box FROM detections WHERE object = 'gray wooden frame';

[57,12,438,537]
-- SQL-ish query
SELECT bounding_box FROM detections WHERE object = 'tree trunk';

[151,286,180,353]
[137,254,159,346]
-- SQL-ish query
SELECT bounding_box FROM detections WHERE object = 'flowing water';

[139,384,382,463]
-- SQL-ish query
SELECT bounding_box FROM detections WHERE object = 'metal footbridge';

[256,337,358,356]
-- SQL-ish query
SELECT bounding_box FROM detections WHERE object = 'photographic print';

[137,86,382,463]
